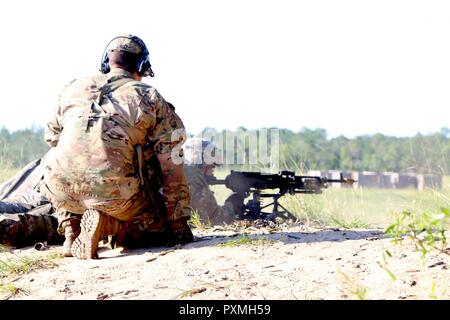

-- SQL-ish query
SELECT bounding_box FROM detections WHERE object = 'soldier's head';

[100,34,154,79]
[183,138,223,176]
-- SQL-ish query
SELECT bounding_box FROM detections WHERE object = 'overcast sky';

[0,0,448,138]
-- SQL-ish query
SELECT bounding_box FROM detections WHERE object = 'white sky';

[0,0,449,138]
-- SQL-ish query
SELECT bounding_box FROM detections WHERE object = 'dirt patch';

[1,224,449,300]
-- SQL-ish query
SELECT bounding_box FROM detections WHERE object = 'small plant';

[377,250,397,281]
[428,281,447,300]
[188,209,211,229]
[0,247,61,278]
[0,255,43,277]
[175,287,208,299]
[218,235,278,247]
[0,282,28,299]
[385,207,450,257]
[302,291,316,300]
[429,281,439,300]
[336,269,367,300]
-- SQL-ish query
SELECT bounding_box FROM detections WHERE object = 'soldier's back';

[45,72,159,202]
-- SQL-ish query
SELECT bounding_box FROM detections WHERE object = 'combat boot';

[62,217,81,257]
[71,209,120,259]
[113,212,167,249]
[0,214,23,247]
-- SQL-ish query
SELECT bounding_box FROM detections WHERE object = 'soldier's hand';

[224,192,246,215]
[166,217,193,246]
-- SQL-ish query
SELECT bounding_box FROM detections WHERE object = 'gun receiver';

[206,170,356,221]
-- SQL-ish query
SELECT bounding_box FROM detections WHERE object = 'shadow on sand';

[99,227,387,259]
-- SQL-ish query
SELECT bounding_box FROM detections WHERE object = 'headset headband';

[100,35,154,77]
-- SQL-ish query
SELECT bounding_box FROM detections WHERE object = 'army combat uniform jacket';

[184,166,236,225]
[41,68,190,223]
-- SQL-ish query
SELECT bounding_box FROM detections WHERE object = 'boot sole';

[71,209,105,259]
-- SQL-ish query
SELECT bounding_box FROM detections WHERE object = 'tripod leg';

[277,203,298,221]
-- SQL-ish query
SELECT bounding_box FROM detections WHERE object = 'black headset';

[100,34,154,77]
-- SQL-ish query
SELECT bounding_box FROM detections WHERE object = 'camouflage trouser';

[0,204,63,248]
[40,174,170,248]
[42,184,162,222]
[40,175,166,228]
[1,172,169,249]
[1,205,168,249]
[54,189,168,248]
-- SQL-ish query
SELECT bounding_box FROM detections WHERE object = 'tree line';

[202,127,450,175]
[1,126,449,175]
[0,127,49,168]
[278,127,450,174]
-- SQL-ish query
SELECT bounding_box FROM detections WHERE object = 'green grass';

[0,282,28,299]
[282,179,449,228]
[0,249,62,299]
[330,217,369,229]
[188,209,212,229]
[218,235,278,247]
[0,247,62,279]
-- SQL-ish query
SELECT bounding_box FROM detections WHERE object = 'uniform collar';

[107,68,134,81]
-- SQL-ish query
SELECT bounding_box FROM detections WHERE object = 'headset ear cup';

[130,35,152,77]
[137,55,152,77]
[100,52,110,74]
[137,58,144,75]
[141,60,150,76]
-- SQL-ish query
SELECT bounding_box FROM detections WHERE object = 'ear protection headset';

[100,35,154,77]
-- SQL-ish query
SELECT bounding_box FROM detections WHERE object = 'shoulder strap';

[99,77,136,99]
[82,77,136,131]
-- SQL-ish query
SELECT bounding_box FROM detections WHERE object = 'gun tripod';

[242,191,298,222]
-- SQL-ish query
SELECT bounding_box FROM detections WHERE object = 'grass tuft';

[0,282,28,299]
[330,217,369,229]
[188,209,211,229]
[0,246,62,278]
[218,235,278,247]
[337,269,368,300]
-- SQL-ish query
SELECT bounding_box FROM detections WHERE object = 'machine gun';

[206,170,356,221]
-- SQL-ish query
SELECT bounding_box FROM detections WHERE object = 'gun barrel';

[210,179,226,185]
[204,176,226,185]
[326,178,356,185]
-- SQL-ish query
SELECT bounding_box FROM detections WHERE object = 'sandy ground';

[1,223,449,300]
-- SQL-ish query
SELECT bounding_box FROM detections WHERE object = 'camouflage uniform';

[2,34,193,251]
[182,138,244,225]
[0,204,63,247]
[40,67,191,235]
[0,159,63,247]
[0,154,174,248]
[184,165,237,225]
[0,155,240,247]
